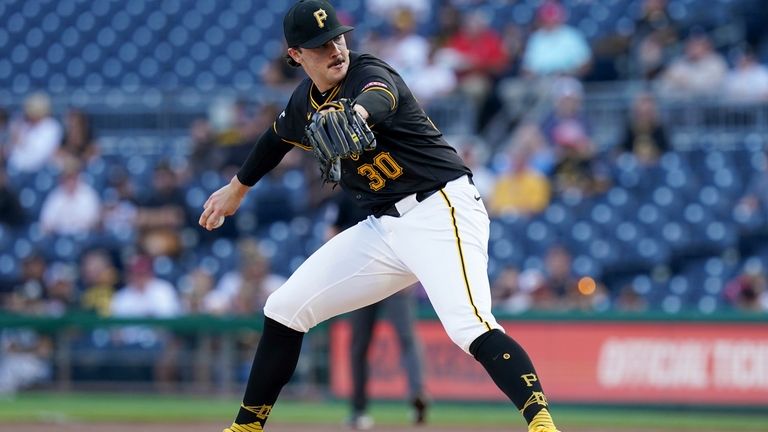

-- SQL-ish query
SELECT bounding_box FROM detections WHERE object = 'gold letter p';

[314,9,328,28]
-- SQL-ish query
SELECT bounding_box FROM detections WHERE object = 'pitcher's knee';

[445,324,504,355]
[263,291,315,333]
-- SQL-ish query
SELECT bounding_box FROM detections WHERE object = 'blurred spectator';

[366,0,431,23]
[724,262,768,312]
[658,32,728,97]
[0,167,26,227]
[39,158,101,236]
[722,48,768,102]
[110,255,180,319]
[228,100,275,163]
[491,265,532,313]
[7,92,62,173]
[188,118,222,174]
[204,239,286,315]
[432,3,461,47]
[135,162,185,257]
[216,99,258,170]
[522,1,592,77]
[0,255,51,393]
[188,118,227,176]
[79,249,120,317]
[409,44,458,104]
[542,244,577,300]
[443,10,509,115]
[4,254,48,314]
[41,262,79,317]
[101,170,138,239]
[628,0,680,79]
[0,329,52,394]
[109,255,181,386]
[453,138,494,198]
[499,122,555,176]
[500,23,526,77]
[619,92,670,165]
[261,45,306,90]
[615,284,649,312]
[519,268,559,310]
[378,9,430,92]
[179,268,216,315]
[58,108,98,162]
[562,276,609,312]
[488,144,551,217]
[541,78,591,152]
[541,78,609,196]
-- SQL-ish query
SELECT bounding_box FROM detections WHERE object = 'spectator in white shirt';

[109,255,181,386]
[39,158,101,236]
[722,49,768,102]
[658,32,728,97]
[110,255,181,320]
[377,9,430,88]
[7,93,62,173]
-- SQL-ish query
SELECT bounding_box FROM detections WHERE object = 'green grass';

[1,392,767,431]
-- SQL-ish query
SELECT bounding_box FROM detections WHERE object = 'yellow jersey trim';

[282,138,310,151]
[310,84,341,110]
[273,122,311,151]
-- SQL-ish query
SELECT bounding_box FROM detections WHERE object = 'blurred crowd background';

[1,0,768,394]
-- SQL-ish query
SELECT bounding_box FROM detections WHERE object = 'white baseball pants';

[263,175,503,353]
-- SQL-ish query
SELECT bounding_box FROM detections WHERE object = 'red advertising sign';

[329,320,768,405]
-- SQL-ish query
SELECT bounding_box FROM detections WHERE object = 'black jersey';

[273,52,471,214]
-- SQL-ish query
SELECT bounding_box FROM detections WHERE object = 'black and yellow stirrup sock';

[227,317,304,431]
[469,329,557,431]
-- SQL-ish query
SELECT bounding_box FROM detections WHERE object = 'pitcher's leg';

[392,185,501,351]
[227,317,303,431]
[264,220,417,332]
[469,329,556,430]
[228,220,416,431]
[391,180,559,432]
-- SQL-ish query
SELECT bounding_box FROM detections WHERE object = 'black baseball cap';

[284,0,353,49]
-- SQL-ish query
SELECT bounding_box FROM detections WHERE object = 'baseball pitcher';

[199,1,561,431]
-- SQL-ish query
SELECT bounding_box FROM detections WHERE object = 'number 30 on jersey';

[357,152,403,191]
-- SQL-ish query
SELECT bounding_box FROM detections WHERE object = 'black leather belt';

[374,175,474,218]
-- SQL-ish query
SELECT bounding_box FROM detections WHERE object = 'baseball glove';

[304,98,376,183]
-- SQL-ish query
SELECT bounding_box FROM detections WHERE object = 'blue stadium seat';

[0,251,19,279]
[490,237,525,268]
[660,294,683,314]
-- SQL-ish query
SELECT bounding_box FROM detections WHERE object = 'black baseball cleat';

[411,396,429,425]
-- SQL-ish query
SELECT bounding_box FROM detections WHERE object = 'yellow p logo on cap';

[313,8,327,28]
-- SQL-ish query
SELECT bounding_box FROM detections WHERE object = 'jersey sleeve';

[348,64,399,125]
[235,126,293,186]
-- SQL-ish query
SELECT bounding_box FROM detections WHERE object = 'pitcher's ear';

[285,47,302,68]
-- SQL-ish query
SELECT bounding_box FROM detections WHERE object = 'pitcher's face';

[289,35,349,91]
